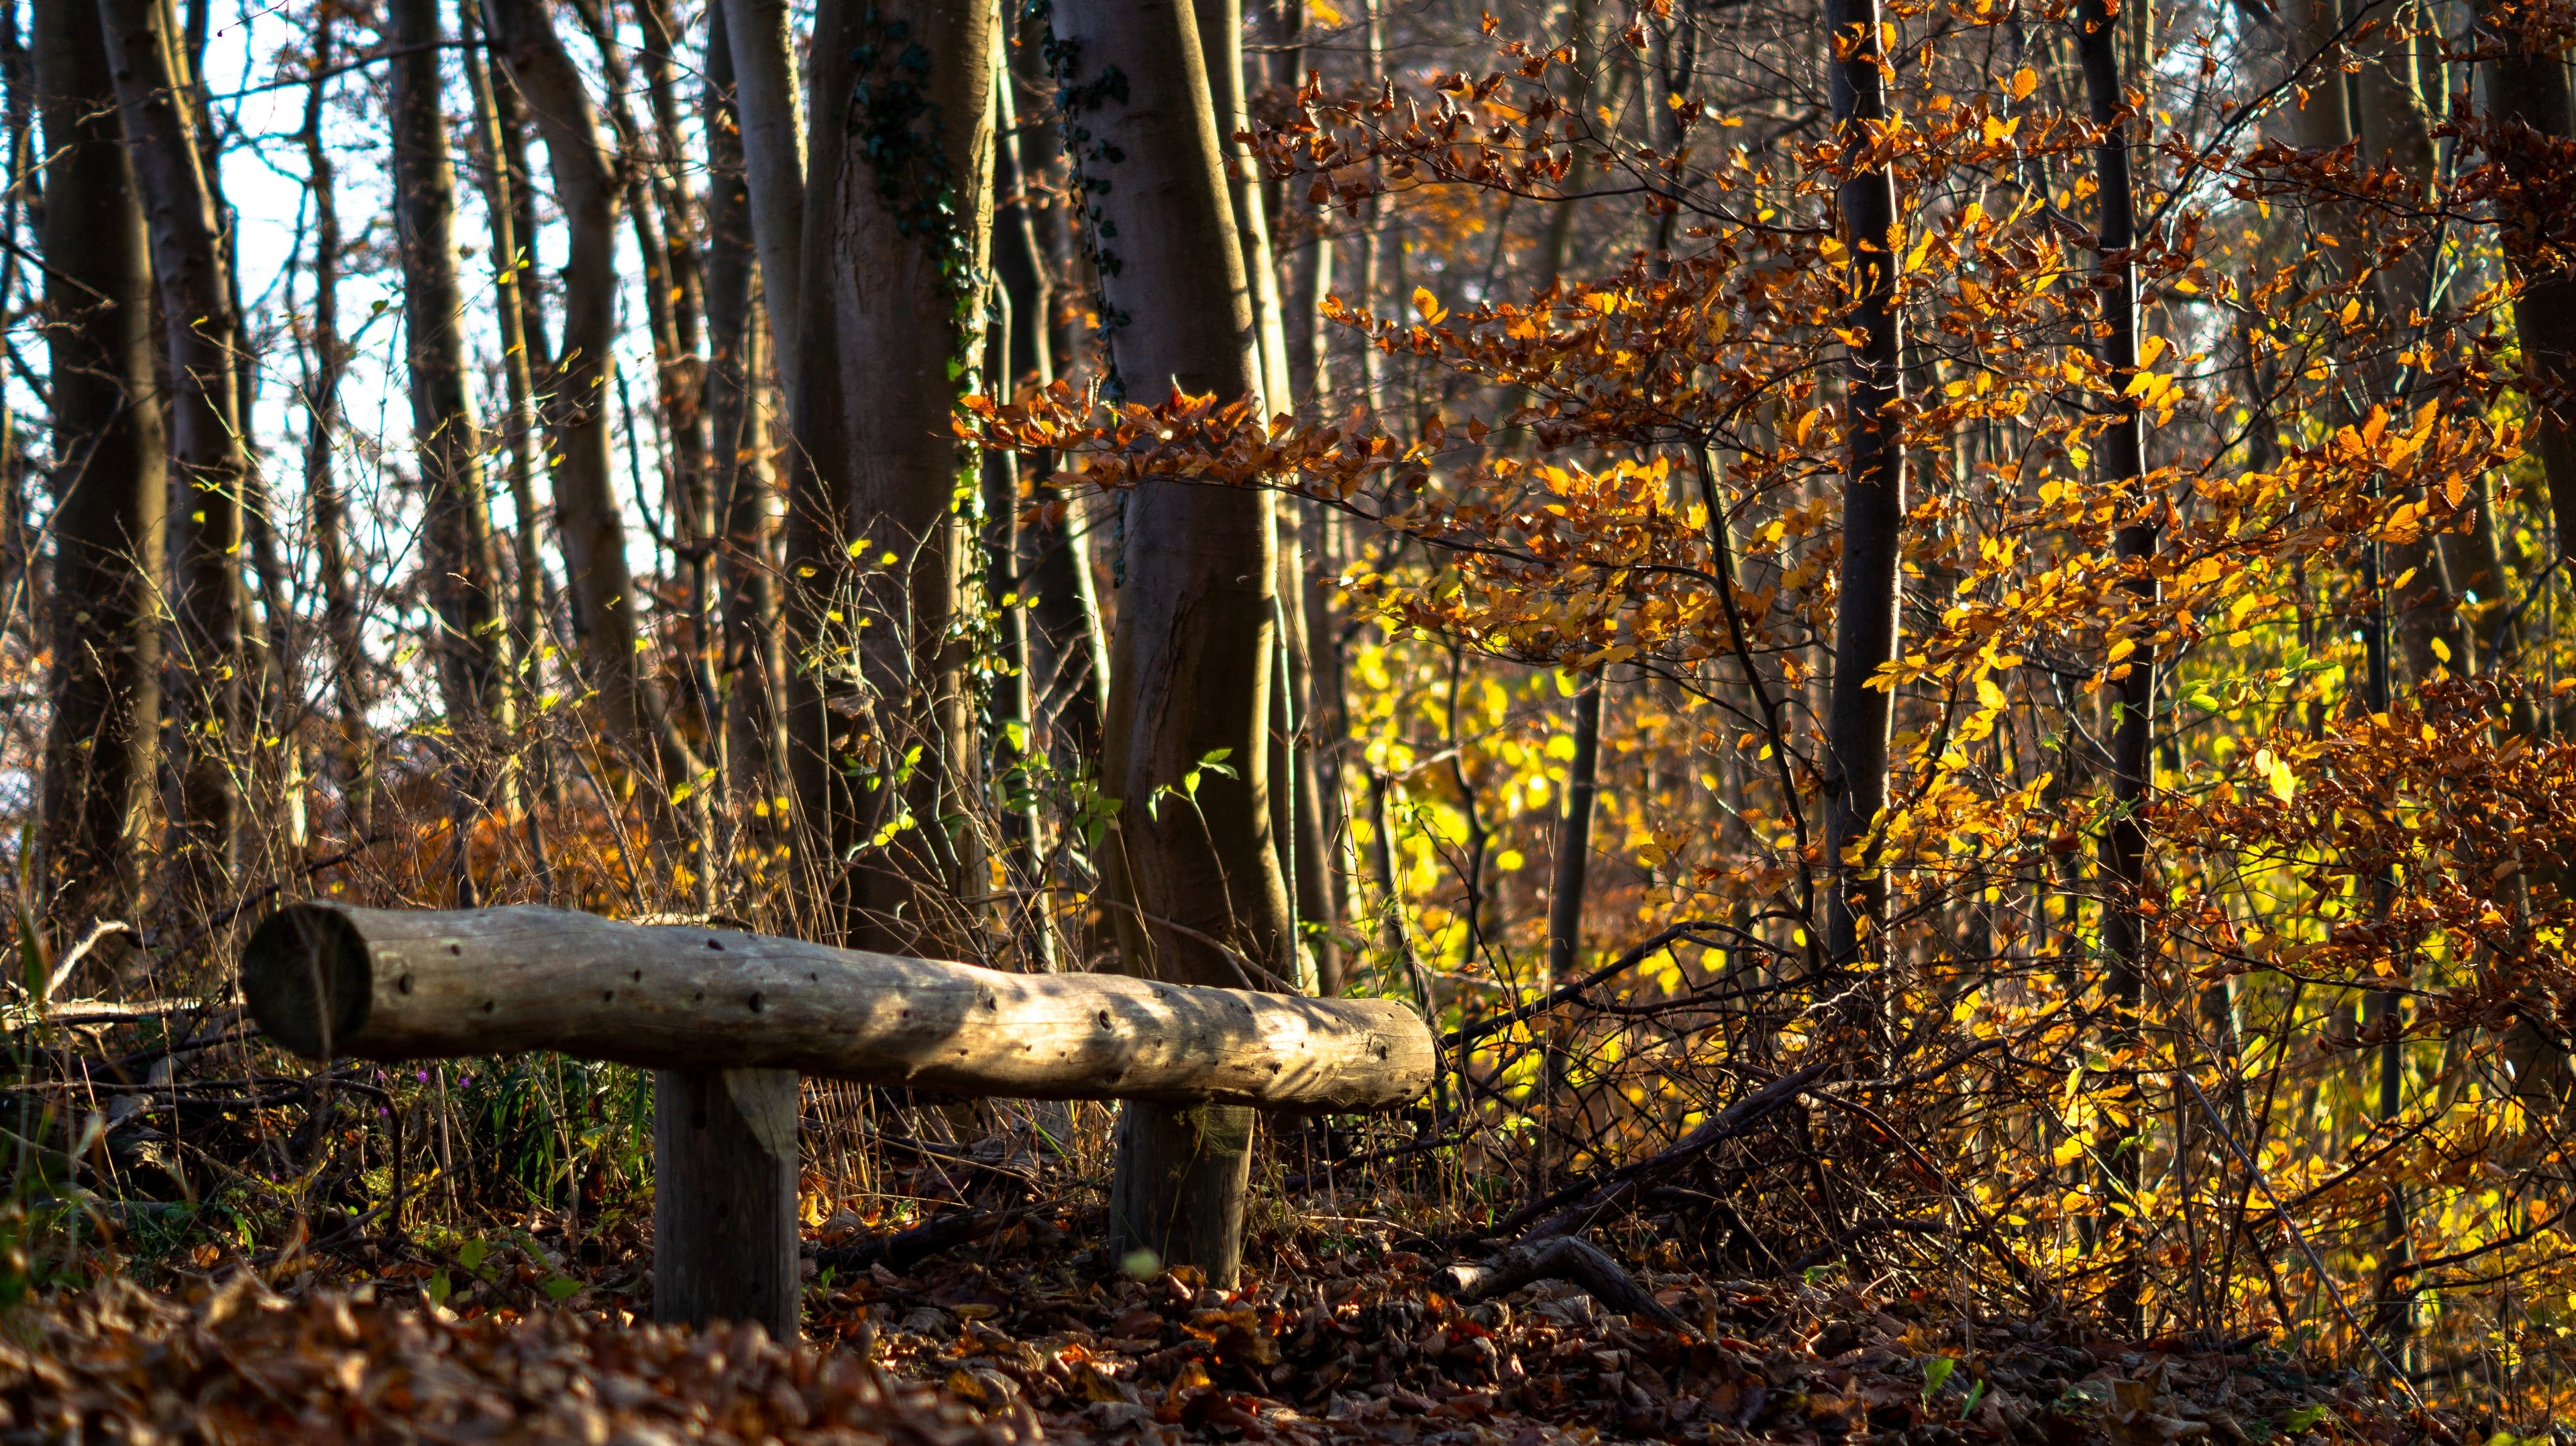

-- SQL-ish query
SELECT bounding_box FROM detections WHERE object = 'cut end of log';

[243,903,373,1058]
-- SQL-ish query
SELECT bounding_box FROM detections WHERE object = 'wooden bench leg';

[653,1066,800,1339]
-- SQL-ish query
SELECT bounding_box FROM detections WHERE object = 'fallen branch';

[812,1209,1017,1278]
[1434,1235,1686,1332]
[1495,1061,1831,1241]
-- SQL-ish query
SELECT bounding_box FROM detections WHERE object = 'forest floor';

[0,1203,2454,1445]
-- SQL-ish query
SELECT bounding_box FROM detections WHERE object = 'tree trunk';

[721,0,804,400]
[2487,2,2576,561]
[485,0,686,788]
[1193,0,1324,991]
[97,0,244,905]
[390,0,511,775]
[1817,0,1909,972]
[998,25,1108,780]
[2076,0,2151,1335]
[297,19,374,833]
[1053,0,1295,1287]
[788,0,999,955]
[32,0,161,924]
[459,5,561,815]
[704,0,784,816]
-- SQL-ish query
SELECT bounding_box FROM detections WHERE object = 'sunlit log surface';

[243,903,1434,1111]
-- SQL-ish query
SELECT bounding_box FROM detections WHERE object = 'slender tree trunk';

[988,54,1057,969]
[722,0,804,404]
[462,0,561,838]
[704,0,782,816]
[789,0,999,954]
[2076,0,2151,1336]
[33,0,161,924]
[1193,0,1324,990]
[1540,667,1603,1175]
[1817,0,1909,972]
[1000,25,1108,779]
[98,0,244,906]
[485,0,686,785]
[635,0,719,757]
[390,0,512,777]
[1055,0,1295,1287]
[299,17,374,832]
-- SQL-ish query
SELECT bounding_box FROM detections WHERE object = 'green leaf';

[543,1276,582,1302]
[2282,1405,2330,1431]
[1958,1379,1986,1419]
[1921,1356,1956,1400]
[457,1239,488,1272]
[426,1270,452,1307]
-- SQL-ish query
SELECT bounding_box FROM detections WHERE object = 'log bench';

[242,903,1436,1337]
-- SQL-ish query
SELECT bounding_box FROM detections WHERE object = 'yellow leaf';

[1410,286,1448,326]
[2008,66,2038,101]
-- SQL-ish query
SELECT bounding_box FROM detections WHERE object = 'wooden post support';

[242,903,1436,1333]
[653,1067,798,1339]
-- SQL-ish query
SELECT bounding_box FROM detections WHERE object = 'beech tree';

[32,0,160,924]
[1052,0,1295,1287]
[97,0,246,903]
[389,0,512,779]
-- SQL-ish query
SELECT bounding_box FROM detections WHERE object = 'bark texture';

[720,0,805,390]
[241,903,1436,1109]
[1053,0,1294,1288]
[98,0,243,901]
[2076,0,2150,1333]
[704,0,784,810]
[390,0,511,757]
[788,0,999,954]
[33,0,161,922]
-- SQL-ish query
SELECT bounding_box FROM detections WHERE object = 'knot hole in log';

[241,903,374,1058]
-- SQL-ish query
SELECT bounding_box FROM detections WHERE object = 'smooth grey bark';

[390,0,511,763]
[1055,0,1295,1288]
[1193,0,1326,990]
[1817,0,1908,970]
[97,0,244,904]
[720,0,804,400]
[34,0,161,922]
[786,0,998,956]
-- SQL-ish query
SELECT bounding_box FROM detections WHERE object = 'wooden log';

[241,903,1434,1111]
